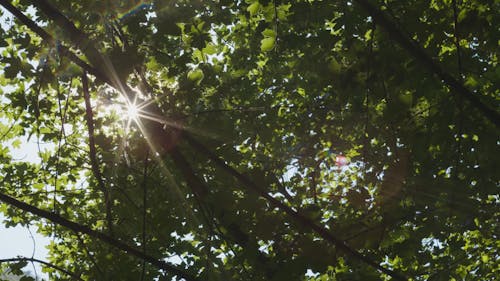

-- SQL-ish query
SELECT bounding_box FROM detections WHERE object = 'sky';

[0,4,350,279]
[0,6,51,279]
[0,136,52,279]
[0,216,51,278]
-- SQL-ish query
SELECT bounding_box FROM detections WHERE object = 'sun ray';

[130,114,202,229]
[132,110,221,140]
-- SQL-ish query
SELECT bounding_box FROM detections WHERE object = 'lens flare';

[116,1,154,22]
[335,155,348,167]
[126,101,140,121]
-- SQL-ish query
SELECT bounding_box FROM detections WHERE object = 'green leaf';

[328,58,341,74]
[11,139,21,149]
[187,68,204,83]
[203,43,217,55]
[261,28,276,38]
[398,91,413,106]
[260,37,275,52]
[247,2,260,16]
[0,1,498,280]
[4,65,19,79]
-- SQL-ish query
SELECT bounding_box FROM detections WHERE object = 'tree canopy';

[0,0,498,280]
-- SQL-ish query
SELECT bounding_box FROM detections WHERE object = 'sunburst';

[125,101,140,120]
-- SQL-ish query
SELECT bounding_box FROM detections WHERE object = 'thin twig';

[0,0,106,83]
[0,191,198,281]
[353,0,499,127]
[273,0,279,50]
[0,1,409,279]
[183,133,408,280]
[0,120,17,141]
[0,256,83,280]
[452,0,464,170]
[363,22,375,166]
[76,235,105,277]
[82,72,114,236]
[140,148,150,281]
[27,227,39,281]
[53,84,67,215]
[168,147,275,277]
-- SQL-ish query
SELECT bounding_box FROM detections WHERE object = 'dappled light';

[0,0,498,280]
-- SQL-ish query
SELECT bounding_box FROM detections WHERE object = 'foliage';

[0,0,498,280]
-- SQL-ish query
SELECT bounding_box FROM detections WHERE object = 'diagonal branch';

[183,133,408,281]
[28,0,136,97]
[26,0,111,83]
[0,192,198,281]
[0,0,107,83]
[76,235,105,277]
[353,0,500,127]
[0,256,83,280]
[140,148,150,281]
[168,147,277,278]
[82,71,114,236]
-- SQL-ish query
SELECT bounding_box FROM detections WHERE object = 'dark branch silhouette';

[0,0,105,82]
[168,147,277,278]
[82,71,114,236]
[353,0,500,127]
[183,133,408,281]
[25,0,113,84]
[0,257,83,281]
[0,1,406,279]
[140,149,150,281]
[0,192,198,281]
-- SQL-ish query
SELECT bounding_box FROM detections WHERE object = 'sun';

[97,87,167,135]
[119,94,164,134]
[126,102,140,121]
[122,93,149,124]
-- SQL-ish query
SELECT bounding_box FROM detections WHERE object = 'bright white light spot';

[126,103,140,121]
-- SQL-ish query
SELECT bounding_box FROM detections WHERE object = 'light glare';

[126,103,140,120]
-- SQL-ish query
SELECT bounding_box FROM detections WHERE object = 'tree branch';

[28,0,139,98]
[0,0,107,84]
[82,71,114,236]
[0,192,198,281]
[2,1,405,279]
[140,149,149,281]
[183,133,408,281]
[26,0,110,82]
[0,256,83,280]
[168,147,276,278]
[353,0,500,127]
